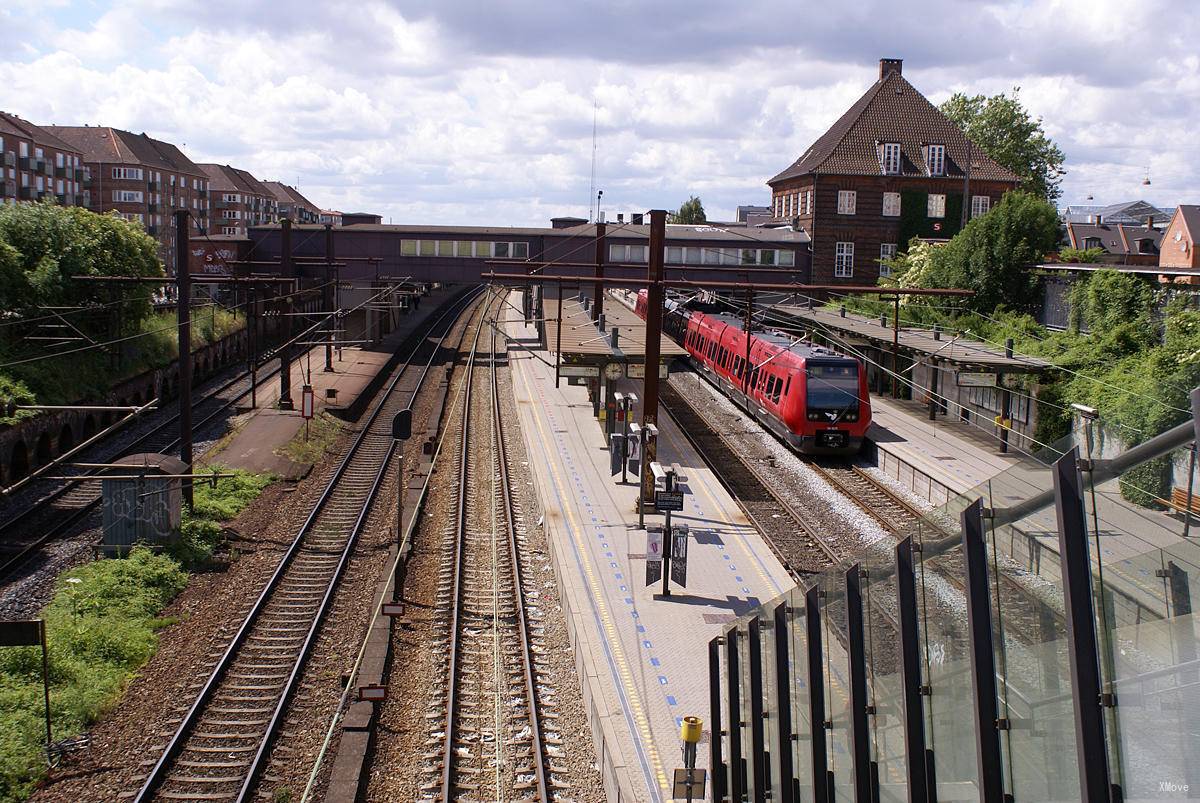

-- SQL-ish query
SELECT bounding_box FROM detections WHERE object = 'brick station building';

[767,58,1019,285]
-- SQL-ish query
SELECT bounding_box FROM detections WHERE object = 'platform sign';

[655,490,685,512]
[956,371,998,387]
[300,384,315,419]
[559,365,600,378]
[627,363,670,379]
[671,768,707,800]
[670,526,689,588]
[609,433,626,476]
[645,526,664,587]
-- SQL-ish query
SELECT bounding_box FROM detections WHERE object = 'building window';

[112,167,143,180]
[1082,237,1102,251]
[19,142,28,158]
[882,192,901,217]
[401,240,417,256]
[805,190,813,215]
[419,240,436,257]
[837,190,857,215]
[759,249,775,266]
[880,142,901,174]
[970,195,991,219]
[436,240,454,256]
[773,196,782,218]
[779,249,795,267]
[684,246,701,264]
[666,246,683,263]
[222,226,238,235]
[835,242,854,277]
[927,193,946,219]
[926,144,946,176]
[879,243,898,276]
[741,249,757,265]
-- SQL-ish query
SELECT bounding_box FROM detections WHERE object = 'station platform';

[503,293,795,803]
[868,392,1196,623]
[206,286,458,476]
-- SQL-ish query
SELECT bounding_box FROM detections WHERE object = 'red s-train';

[634,290,871,455]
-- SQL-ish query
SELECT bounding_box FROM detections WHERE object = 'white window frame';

[879,243,898,276]
[221,226,238,236]
[113,189,144,203]
[779,249,795,267]
[112,167,143,180]
[971,195,991,219]
[926,144,946,176]
[835,242,854,278]
[927,193,946,219]
[882,192,901,217]
[881,142,901,174]
[837,190,857,215]
[805,190,812,215]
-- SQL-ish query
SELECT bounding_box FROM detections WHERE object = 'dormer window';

[1083,237,1103,251]
[926,144,946,176]
[880,142,901,175]
[1137,238,1155,254]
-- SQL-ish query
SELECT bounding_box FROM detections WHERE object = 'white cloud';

[1,0,1197,225]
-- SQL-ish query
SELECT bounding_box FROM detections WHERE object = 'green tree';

[902,191,1059,314]
[940,89,1066,203]
[1058,246,1106,264]
[673,196,706,224]
[0,201,162,331]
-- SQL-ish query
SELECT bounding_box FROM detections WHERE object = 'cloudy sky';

[3,0,1197,225]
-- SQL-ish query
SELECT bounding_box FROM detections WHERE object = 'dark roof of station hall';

[768,70,1019,185]
[273,222,810,245]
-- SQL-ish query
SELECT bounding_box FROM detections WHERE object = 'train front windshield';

[806,362,860,420]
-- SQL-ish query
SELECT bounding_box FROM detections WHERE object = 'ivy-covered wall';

[898,189,963,249]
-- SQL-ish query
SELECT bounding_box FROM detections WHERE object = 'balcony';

[18,156,31,170]
[148,202,158,214]
[147,180,159,191]
[19,186,33,200]
[147,224,158,236]
[74,193,87,206]
[54,165,67,178]
[55,192,67,204]
[82,173,92,187]
[34,159,46,174]
[3,152,14,168]
[0,182,11,198]
[73,167,84,181]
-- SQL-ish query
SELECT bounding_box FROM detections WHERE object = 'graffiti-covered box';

[101,453,186,555]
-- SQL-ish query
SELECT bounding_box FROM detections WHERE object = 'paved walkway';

[504,294,794,803]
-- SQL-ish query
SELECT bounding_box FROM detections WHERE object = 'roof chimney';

[879,58,903,79]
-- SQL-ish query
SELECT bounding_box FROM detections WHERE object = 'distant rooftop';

[1061,199,1171,225]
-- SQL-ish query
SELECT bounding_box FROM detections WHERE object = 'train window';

[784,376,791,397]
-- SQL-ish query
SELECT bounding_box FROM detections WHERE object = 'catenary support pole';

[892,293,900,398]
[1000,338,1013,453]
[248,286,257,409]
[324,223,335,372]
[278,219,294,409]
[554,279,562,388]
[640,209,666,510]
[174,210,193,509]
[593,221,606,322]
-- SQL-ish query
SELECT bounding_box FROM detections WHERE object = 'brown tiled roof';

[768,71,1019,185]
[0,111,81,153]
[199,164,271,197]
[1067,222,1162,256]
[1176,205,1200,239]
[262,180,318,209]
[46,126,203,175]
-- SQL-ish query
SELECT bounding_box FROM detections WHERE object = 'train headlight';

[807,412,818,421]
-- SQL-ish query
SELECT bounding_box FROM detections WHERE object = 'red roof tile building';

[1159,205,1200,273]
[198,164,278,237]
[0,111,88,207]
[46,125,210,275]
[767,59,1020,285]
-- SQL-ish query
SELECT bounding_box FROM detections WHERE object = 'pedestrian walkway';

[503,293,795,803]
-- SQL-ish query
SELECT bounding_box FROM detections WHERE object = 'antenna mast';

[589,101,598,222]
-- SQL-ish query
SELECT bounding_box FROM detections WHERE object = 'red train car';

[635,290,870,455]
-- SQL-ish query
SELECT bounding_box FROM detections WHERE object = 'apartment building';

[263,181,320,224]
[199,164,278,236]
[767,58,1019,284]
[47,125,209,274]
[0,111,88,207]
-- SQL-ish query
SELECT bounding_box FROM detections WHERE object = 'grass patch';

[172,467,275,567]
[0,466,273,799]
[276,412,343,467]
[0,548,187,802]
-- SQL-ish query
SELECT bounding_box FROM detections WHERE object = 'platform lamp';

[391,407,413,601]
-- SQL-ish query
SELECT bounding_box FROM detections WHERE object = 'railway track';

[0,355,285,581]
[130,289,483,803]
[421,295,557,801]
[807,462,929,535]
[660,382,840,576]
